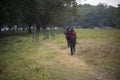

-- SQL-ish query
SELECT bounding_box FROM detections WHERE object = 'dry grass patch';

[77,39,120,80]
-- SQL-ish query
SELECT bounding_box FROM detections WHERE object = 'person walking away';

[69,29,77,55]
[64,28,70,48]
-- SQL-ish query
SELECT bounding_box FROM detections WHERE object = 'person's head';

[71,28,74,32]
[66,28,69,31]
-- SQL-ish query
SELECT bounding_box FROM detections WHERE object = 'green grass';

[0,35,49,80]
[0,29,120,80]
[49,29,120,79]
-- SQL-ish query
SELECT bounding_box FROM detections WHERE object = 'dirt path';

[44,42,88,68]
[44,41,109,80]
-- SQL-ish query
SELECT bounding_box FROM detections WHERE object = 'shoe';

[71,53,73,55]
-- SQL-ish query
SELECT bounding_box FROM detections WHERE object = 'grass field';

[0,29,120,80]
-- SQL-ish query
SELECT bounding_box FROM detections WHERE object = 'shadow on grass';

[0,31,30,38]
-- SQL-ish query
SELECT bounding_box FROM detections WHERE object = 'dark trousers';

[70,44,76,55]
[67,41,70,48]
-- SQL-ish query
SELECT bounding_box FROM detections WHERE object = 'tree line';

[0,0,77,33]
[69,3,120,28]
[0,1,120,34]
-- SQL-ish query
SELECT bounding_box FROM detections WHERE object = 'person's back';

[69,31,76,44]
[68,29,76,55]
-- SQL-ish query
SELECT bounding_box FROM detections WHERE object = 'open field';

[0,29,120,80]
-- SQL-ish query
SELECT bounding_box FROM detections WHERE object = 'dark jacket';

[68,32,76,44]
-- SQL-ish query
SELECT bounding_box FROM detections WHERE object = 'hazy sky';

[76,0,120,7]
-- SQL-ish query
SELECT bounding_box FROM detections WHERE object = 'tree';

[72,3,119,28]
[36,0,77,30]
[115,4,120,28]
[0,0,24,32]
[0,0,77,33]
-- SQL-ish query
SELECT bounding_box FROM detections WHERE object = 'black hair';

[66,28,69,31]
[71,28,74,32]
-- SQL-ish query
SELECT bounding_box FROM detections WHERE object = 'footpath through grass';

[0,29,120,80]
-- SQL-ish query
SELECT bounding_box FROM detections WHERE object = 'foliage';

[0,0,77,32]
[115,4,120,28]
[71,3,120,28]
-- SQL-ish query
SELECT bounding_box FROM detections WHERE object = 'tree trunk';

[36,25,40,31]
[0,27,1,32]
[28,24,32,33]
[22,26,25,31]
[43,26,46,30]
[9,27,11,32]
